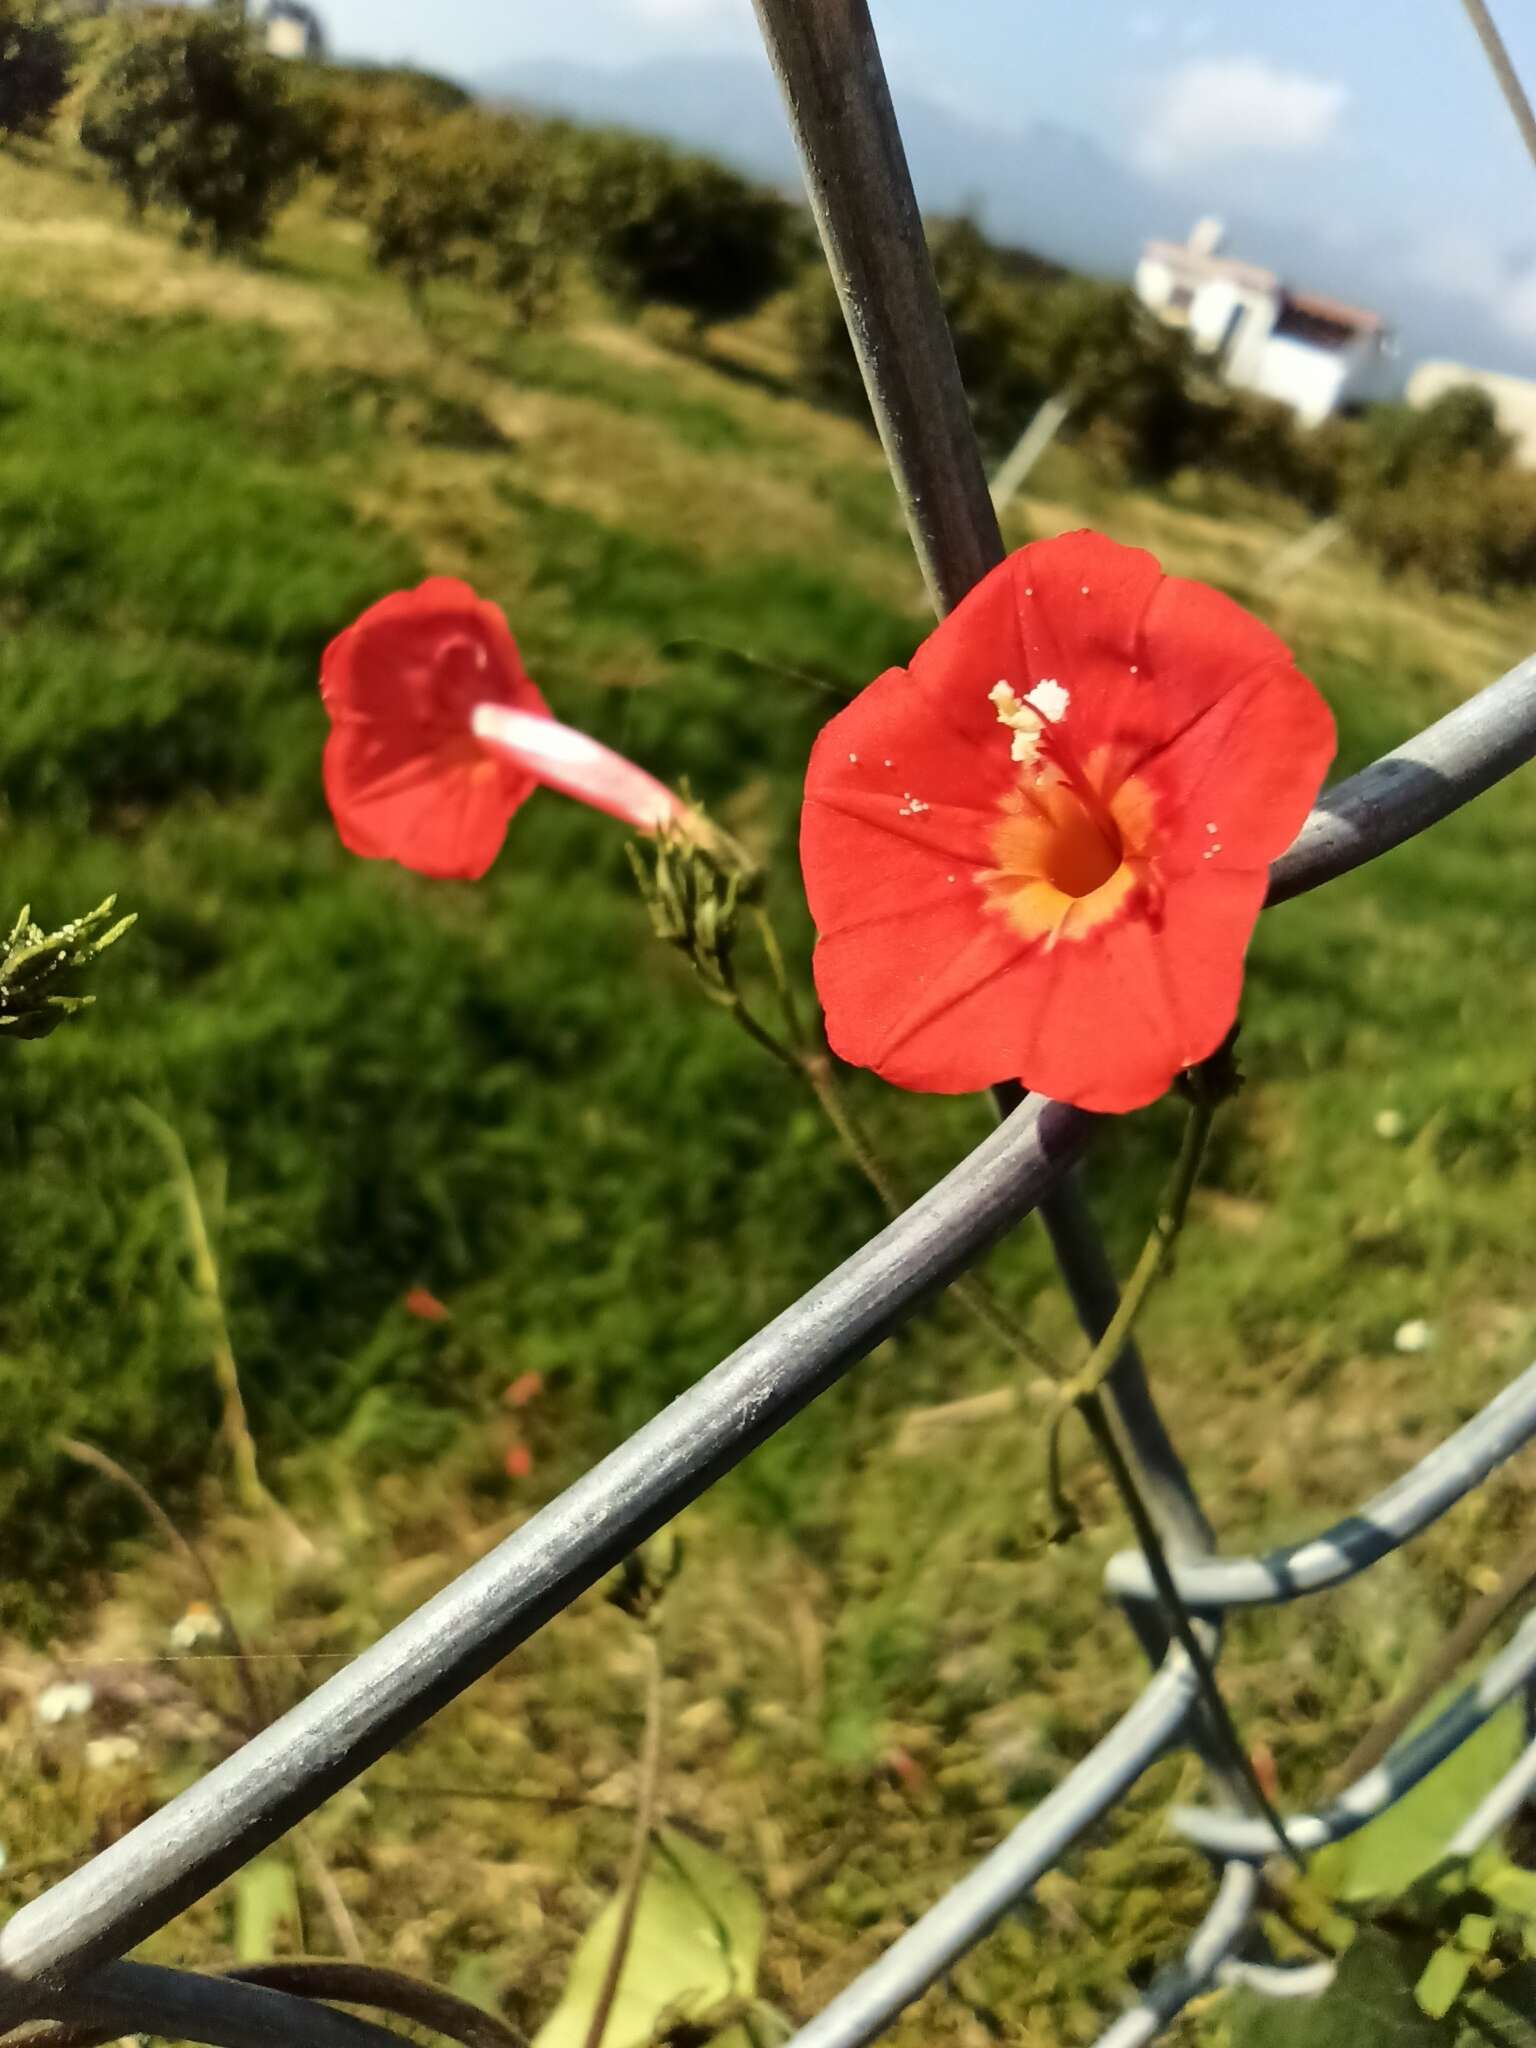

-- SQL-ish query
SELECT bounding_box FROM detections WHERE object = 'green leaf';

[1455,1963,1536,2046]
[1416,1944,1473,2020]
[533,1828,763,2048]
[232,1858,300,1962]
[1475,1856,1536,1921]
[1225,1930,1448,2047]
[449,1953,508,2017]
[1457,1913,1496,1956]
[1310,1702,1522,1905]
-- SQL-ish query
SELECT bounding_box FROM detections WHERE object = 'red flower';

[404,1287,450,1323]
[504,1441,533,1481]
[800,533,1335,1113]
[322,579,684,880]
[502,1371,544,1409]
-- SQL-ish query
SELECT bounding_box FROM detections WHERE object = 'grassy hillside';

[3,144,1536,2044]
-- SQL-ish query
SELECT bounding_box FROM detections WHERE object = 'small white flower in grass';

[170,1601,223,1651]
[36,1680,93,1725]
[85,1735,141,1772]
[1394,1318,1436,1355]
[1374,1109,1407,1142]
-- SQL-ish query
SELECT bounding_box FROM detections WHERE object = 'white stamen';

[1024,678,1070,724]
[1010,729,1041,764]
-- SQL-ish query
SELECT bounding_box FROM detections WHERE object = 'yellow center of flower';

[981,747,1156,947]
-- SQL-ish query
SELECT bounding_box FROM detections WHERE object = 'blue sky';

[309,0,1536,363]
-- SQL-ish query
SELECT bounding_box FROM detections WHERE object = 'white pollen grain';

[848,752,858,763]
[947,874,955,883]
[1130,665,1139,675]
[1024,586,1033,596]
[1080,585,1090,595]
[1205,822,1217,834]
[1211,843,1222,854]
[884,758,893,768]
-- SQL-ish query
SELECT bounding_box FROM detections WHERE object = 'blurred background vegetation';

[2,4,1536,2042]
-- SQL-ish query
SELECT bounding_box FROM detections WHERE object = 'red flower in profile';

[404,1286,450,1323]
[322,579,685,880]
[800,532,1335,1113]
[504,1441,533,1481]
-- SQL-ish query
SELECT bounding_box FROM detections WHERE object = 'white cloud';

[1409,230,1536,346]
[1135,56,1349,176]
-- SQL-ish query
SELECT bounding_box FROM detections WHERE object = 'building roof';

[1141,238,1277,294]
[1279,289,1383,338]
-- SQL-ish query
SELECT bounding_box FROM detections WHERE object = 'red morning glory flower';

[799,531,1335,1114]
[321,578,685,880]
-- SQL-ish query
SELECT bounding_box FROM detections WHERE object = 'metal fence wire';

[7,3,1536,2044]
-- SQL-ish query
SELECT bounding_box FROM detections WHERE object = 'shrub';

[0,2,70,141]
[1039,280,1199,481]
[357,107,574,325]
[585,138,797,330]
[1358,385,1513,492]
[1346,456,1536,594]
[793,214,1050,450]
[79,10,312,252]
[295,63,469,219]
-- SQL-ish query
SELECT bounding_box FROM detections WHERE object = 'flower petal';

[320,580,552,877]
[471,705,684,833]
[323,725,523,880]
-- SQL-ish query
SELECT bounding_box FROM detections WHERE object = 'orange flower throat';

[979,688,1156,946]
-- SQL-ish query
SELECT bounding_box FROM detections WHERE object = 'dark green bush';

[355,106,574,326]
[584,137,797,330]
[792,214,1052,452]
[79,8,312,252]
[0,1,70,140]
[1346,457,1536,594]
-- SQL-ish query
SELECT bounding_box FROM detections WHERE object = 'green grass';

[3,146,1536,2046]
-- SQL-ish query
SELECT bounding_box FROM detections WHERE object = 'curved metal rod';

[1268,652,1536,905]
[780,1654,1200,2048]
[1217,1957,1337,2000]
[1448,1730,1536,1857]
[0,1094,1090,2012]
[1175,1607,1536,1860]
[1106,1357,1536,1610]
[1090,1862,1258,2048]
[22,1962,410,2048]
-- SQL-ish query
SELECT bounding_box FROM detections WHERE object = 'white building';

[1406,361,1536,467]
[263,1,324,60]
[1135,219,1392,427]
